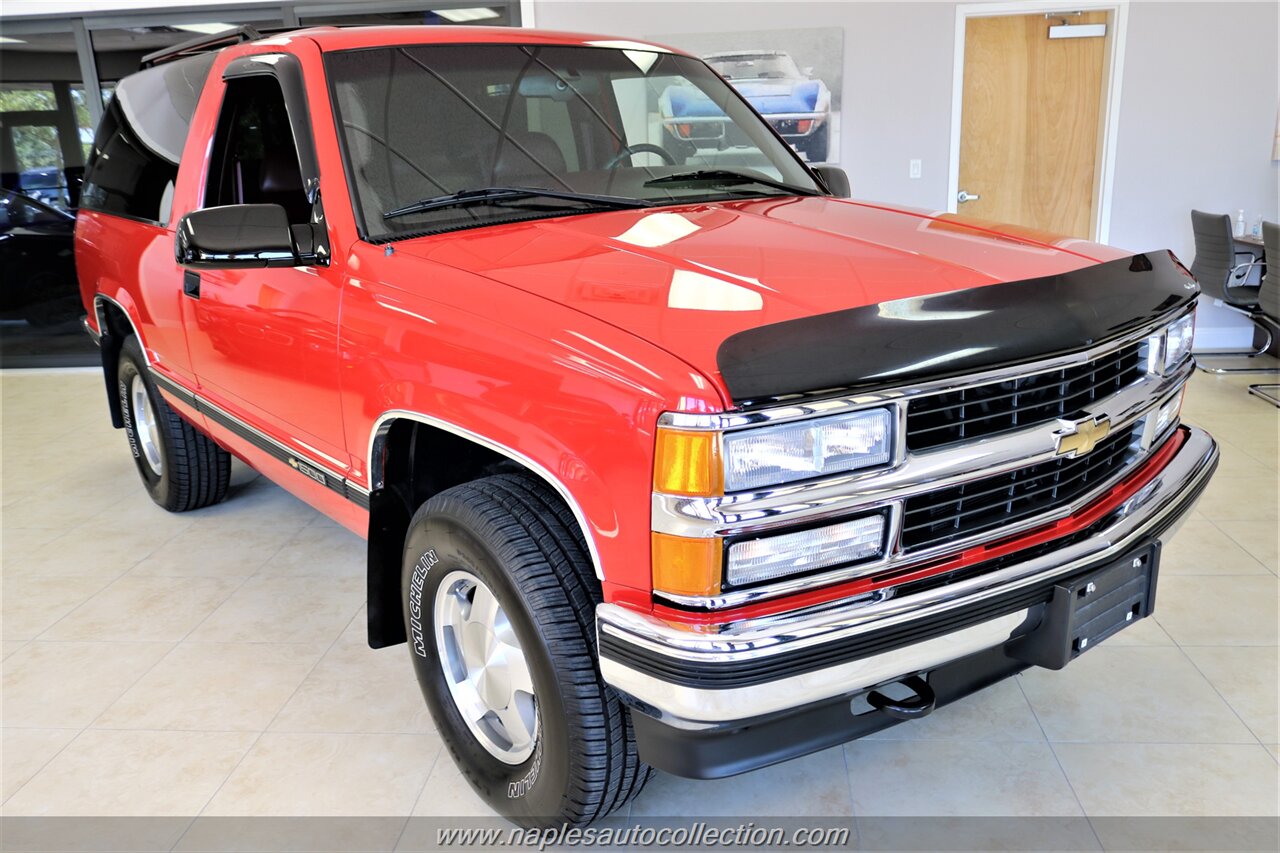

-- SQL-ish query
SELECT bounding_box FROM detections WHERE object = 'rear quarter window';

[81,53,215,224]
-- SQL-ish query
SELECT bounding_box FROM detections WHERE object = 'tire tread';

[413,473,650,824]
[119,337,231,512]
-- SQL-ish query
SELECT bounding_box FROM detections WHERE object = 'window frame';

[202,72,309,218]
[191,51,331,265]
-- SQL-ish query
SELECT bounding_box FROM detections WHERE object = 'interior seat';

[491,131,568,187]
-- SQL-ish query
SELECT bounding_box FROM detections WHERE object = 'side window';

[81,54,214,223]
[204,76,309,223]
[81,96,178,222]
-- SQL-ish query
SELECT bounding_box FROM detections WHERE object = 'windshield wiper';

[383,186,652,220]
[644,169,816,196]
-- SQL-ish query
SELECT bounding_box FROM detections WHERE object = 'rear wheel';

[402,473,650,826]
[117,337,231,512]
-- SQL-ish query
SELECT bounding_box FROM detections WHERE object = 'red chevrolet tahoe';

[77,25,1218,826]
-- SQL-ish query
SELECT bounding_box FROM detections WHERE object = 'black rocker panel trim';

[149,369,197,407]
[148,369,370,509]
[716,251,1196,404]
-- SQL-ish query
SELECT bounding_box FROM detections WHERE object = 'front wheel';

[402,474,649,826]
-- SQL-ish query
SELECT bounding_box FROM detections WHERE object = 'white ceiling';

[2,0,282,18]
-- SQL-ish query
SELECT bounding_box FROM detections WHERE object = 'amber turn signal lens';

[653,427,723,497]
[651,532,722,597]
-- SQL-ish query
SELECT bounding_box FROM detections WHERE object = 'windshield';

[326,43,821,241]
[707,53,802,80]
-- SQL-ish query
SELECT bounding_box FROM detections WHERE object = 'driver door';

[180,62,348,473]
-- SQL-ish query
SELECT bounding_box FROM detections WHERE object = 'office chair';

[1248,221,1280,406]
[1189,210,1276,374]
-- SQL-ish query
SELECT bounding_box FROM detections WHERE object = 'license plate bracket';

[1009,541,1161,670]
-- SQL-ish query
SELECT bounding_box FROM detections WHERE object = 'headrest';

[492,131,567,185]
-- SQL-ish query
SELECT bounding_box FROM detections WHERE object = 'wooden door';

[957,12,1109,239]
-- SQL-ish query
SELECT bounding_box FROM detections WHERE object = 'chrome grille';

[900,424,1141,552]
[906,341,1146,451]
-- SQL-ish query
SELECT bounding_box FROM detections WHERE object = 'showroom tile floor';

[1,370,1276,830]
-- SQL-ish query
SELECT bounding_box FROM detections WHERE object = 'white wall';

[1,0,282,14]
[1109,2,1277,261]
[534,0,1279,347]
[1106,1,1278,348]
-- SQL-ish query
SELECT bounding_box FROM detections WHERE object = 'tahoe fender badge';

[1053,415,1112,459]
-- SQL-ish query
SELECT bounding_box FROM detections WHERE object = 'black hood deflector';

[716,251,1196,405]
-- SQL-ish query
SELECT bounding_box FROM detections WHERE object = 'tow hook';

[865,675,937,721]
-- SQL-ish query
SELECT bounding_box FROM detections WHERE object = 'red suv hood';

[395,196,1124,401]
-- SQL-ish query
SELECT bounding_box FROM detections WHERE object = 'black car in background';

[18,166,73,209]
[0,189,81,327]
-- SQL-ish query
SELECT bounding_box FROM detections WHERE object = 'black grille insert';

[906,342,1146,451]
[900,424,1139,552]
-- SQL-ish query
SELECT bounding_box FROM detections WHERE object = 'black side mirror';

[176,203,309,269]
[812,165,851,199]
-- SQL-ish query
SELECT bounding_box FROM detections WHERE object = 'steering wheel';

[604,143,678,170]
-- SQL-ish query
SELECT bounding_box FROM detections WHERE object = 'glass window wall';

[0,27,98,366]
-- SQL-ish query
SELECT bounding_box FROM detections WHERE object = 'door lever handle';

[183,271,201,299]
[957,190,981,204]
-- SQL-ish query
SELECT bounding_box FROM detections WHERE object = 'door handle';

[183,270,201,299]
[957,190,981,204]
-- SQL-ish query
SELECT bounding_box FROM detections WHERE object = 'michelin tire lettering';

[508,738,543,799]
[409,549,438,658]
[120,379,141,462]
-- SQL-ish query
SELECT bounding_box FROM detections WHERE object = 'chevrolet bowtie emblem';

[1053,415,1111,458]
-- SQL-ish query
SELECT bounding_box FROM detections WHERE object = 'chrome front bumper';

[598,425,1217,729]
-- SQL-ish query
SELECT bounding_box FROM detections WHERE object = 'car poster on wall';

[649,27,843,164]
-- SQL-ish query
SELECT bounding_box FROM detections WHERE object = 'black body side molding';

[716,251,1197,404]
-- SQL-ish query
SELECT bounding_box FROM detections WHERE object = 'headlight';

[722,408,894,492]
[1162,313,1195,372]
[726,512,886,587]
[651,408,896,599]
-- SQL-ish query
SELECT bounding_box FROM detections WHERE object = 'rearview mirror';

[176,203,306,269]
[812,165,850,198]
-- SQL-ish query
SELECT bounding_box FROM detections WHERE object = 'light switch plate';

[909,159,922,179]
